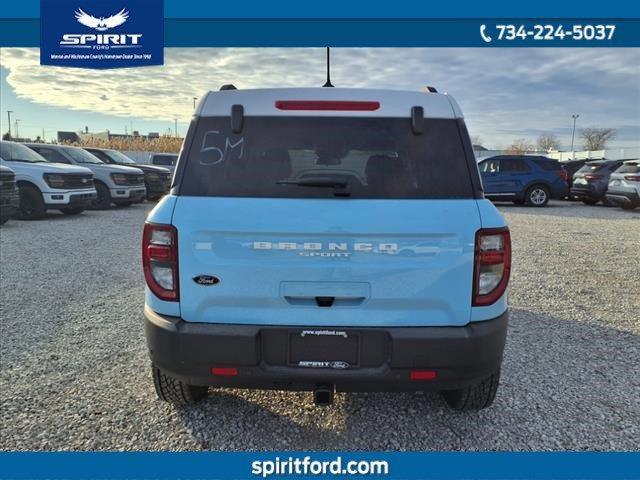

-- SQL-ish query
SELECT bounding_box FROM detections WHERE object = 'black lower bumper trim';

[144,307,508,391]
[605,190,640,206]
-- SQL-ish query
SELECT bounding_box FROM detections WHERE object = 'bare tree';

[581,128,616,151]
[507,138,534,154]
[537,133,560,152]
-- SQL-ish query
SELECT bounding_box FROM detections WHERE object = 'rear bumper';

[551,183,569,199]
[605,189,640,207]
[144,306,508,392]
[570,184,602,200]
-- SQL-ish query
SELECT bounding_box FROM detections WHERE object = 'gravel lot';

[1,201,639,451]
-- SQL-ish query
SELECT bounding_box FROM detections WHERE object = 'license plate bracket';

[289,329,359,368]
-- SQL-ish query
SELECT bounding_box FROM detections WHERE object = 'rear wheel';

[152,365,209,405]
[441,369,501,411]
[60,207,84,215]
[525,185,549,207]
[621,203,638,210]
[18,185,46,220]
[92,182,111,210]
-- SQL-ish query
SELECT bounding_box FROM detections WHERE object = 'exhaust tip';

[313,384,334,406]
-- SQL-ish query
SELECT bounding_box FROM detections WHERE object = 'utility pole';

[193,97,198,110]
[174,118,178,137]
[570,114,579,159]
[7,111,13,139]
[14,119,20,139]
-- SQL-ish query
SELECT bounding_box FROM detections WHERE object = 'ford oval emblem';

[193,275,220,286]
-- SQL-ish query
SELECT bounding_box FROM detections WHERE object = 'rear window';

[577,162,607,174]
[179,117,474,199]
[615,162,640,174]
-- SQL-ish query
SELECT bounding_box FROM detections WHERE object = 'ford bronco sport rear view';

[143,87,511,411]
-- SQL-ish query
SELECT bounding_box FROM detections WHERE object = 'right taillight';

[624,175,640,182]
[142,223,179,301]
[473,228,511,307]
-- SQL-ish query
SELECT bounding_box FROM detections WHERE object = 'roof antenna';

[323,47,334,87]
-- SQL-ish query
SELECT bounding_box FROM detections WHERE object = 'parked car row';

[0,141,172,225]
[478,155,639,210]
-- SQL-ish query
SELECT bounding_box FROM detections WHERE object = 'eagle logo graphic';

[74,8,129,31]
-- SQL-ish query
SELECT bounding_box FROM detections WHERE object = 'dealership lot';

[0,201,638,451]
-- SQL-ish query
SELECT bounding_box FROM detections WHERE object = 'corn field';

[60,136,183,153]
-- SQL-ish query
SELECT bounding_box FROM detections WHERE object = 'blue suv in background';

[478,155,569,207]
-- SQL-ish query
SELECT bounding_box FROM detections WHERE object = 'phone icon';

[480,24,492,43]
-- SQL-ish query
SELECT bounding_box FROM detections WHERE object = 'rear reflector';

[211,367,238,377]
[275,100,380,111]
[410,370,437,381]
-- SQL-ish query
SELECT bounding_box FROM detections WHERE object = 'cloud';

[1,47,639,148]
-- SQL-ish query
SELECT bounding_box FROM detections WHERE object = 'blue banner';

[2,18,640,47]
[1,0,639,19]
[1,452,639,480]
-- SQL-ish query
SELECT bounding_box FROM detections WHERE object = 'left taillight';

[472,228,511,307]
[142,223,179,301]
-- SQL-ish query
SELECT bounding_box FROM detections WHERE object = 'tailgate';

[172,197,480,327]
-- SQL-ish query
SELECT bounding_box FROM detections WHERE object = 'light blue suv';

[143,86,511,410]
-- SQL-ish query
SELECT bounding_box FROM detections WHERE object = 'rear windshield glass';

[615,162,640,174]
[577,162,607,173]
[179,117,474,198]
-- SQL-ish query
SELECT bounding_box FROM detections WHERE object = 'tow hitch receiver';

[313,384,334,406]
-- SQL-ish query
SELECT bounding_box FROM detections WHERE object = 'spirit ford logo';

[252,241,398,257]
[59,8,143,48]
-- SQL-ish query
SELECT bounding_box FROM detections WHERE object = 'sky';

[1,47,639,150]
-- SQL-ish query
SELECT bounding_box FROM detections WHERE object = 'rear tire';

[60,207,84,215]
[92,182,111,210]
[152,365,208,405]
[621,203,638,210]
[582,198,598,205]
[525,185,550,207]
[17,185,46,220]
[441,369,501,411]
